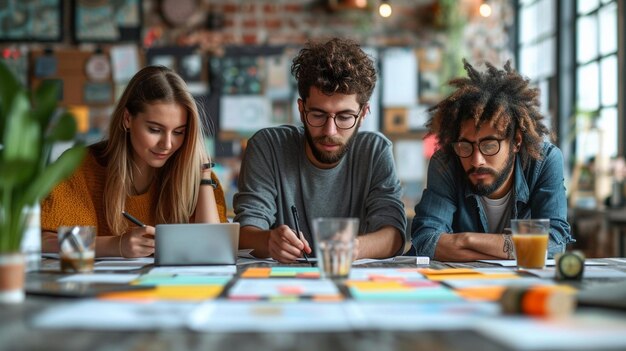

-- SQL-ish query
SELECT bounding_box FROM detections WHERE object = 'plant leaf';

[32,80,59,129]
[0,159,37,187]
[0,61,21,139]
[46,112,77,142]
[2,92,40,173]
[19,146,86,208]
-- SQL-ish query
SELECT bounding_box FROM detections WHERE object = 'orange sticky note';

[242,267,271,278]
[418,268,480,275]
[313,294,344,302]
[99,285,223,301]
[277,285,305,295]
[455,286,507,301]
[427,273,520,281]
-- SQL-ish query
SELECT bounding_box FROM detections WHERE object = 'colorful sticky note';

[418,268,481,275]
[134,276,231,286]
[350,286,461,301]
[99,285,224,301]
[242,267,271,278]
[455,286,508,302]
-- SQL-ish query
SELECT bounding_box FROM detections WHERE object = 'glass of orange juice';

[511,219,550,269]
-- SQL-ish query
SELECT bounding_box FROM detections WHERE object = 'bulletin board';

[208,45,296,150]
[30,49,114,107]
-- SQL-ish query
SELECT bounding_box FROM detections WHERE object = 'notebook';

[155,223,239,266]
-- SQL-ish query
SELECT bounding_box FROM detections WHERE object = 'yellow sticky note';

[67,105,90,133]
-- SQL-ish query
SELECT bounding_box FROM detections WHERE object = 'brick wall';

[145,0,514,67]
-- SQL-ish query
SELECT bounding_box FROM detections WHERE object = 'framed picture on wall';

[73,0,142,43]
[0,0,63,42]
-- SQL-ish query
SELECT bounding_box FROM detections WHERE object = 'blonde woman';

[41,66,227,257]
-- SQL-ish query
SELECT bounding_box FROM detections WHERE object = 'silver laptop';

[155,223,239,266]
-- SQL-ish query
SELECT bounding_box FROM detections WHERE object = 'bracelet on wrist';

[200,178,217,188]
[201,162,215,170]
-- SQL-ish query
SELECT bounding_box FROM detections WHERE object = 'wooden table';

[1,259,625,351]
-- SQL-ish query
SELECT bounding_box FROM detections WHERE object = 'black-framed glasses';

[303,106,363,130]
[452,138,507,158]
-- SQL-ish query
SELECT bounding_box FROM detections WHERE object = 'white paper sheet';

[96,257,154,263]
[220,95,271,132]
[94,260,150,271]
[382,48,417,106]
[228,278,339,298]
[346,301,499,331]
[110,44,140,83]
[32,300,197,330]
[394,140,424,182]
[58,274,140,284]
[523,266,626,279]
[148,265,236,275]
[352,256,430,266]
[348,267,425,281]
[188,301,352,333]
[361,47,380,133]
[476,312,626,350]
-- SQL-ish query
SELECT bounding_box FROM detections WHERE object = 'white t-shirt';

[480,189,514,234]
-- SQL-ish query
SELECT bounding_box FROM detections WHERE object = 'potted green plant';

[0,61,86,303]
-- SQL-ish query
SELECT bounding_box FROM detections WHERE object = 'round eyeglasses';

[303,106,363,130]
[452,138,506,158]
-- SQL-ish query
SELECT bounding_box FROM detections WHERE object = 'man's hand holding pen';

[267,225,312,263]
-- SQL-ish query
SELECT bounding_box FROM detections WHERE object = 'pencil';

[291,205,310,264]
[122,211,146,227]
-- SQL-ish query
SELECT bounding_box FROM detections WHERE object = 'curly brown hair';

[291,38,376,106]
[427,59,552,167]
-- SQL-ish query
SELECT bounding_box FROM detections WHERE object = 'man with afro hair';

[412,59,573,261]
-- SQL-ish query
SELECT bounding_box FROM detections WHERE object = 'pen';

[291,205,310,264]
[122,211,146,227]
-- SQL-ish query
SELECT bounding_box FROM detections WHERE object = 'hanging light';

[379,0,392,18]
[479,1,492,17]
[354,0,367,8]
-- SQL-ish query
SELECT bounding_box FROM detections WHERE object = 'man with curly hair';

[234,38,406,263]
[411,59,573,261]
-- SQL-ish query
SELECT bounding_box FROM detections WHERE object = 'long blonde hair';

[104,66,206,235]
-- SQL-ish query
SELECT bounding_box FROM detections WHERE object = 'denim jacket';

[411,142,573,259]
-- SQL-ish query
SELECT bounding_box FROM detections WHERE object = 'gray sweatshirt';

[233,125,406,254]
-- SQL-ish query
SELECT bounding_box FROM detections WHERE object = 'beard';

[304,125,359,165]
[466,148,516,197]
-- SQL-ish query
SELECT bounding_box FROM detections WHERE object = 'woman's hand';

[119,225,155,257]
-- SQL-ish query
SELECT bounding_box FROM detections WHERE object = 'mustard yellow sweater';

[41,145,228,236]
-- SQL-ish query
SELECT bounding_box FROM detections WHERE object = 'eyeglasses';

[452,138,507,158]
[303,106,363,130]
